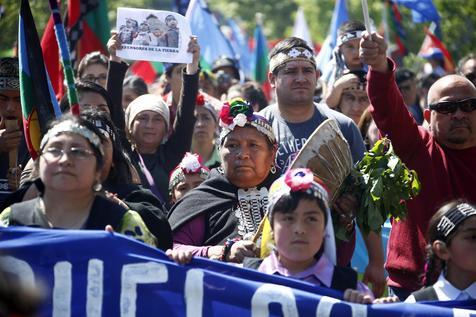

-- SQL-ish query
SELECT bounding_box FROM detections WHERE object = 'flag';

[419,27,454,73]
[185,0,236,70]
[19,0,62,159]
[386,0,408,56]
[292,7,313,49]
[252,21,268,84]
[2,227,476,316]
[315,0,349,72]
[394,0,440,24]
[67,0,110,65]
[251,18,271,100]
[130,61,164,85]
[227,18,252,80]
[41,16,64,98]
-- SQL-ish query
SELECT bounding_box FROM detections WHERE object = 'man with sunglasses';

[360,32,476,301]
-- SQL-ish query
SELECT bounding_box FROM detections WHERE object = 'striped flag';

[419,27,454,73]
[386,0,408,56]
[252,19,268,84]
[130,61,164,85]
[19,0,62,159]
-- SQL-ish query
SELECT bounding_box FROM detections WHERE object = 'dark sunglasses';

[429,98,476,114]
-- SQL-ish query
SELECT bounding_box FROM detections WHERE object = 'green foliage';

[335,138,421,241]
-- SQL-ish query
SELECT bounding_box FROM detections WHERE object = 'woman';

[191,93,221,168]
[77,51,109,88]
[124,38,200,204]
[168,98,278,263]
[122,75,148,110]
[0,115,156,246]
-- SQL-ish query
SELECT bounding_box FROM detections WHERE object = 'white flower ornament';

[179,153,201,172]
[231,113,248,129]
[288,48,301,58]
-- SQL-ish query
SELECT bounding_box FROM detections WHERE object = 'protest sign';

[116,8,192,63]
[0,227,475,316]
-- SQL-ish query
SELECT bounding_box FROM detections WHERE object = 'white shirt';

[405,274,476,302]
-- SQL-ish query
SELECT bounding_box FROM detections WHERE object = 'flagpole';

[361,0,372,36]
[48,0,80,115]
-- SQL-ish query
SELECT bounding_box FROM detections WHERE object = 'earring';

[270,164,277,174]
[93,181,102,192]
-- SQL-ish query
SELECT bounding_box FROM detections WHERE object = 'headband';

[169,153,210,191]
[269,47,316,74]
[267,168,336,265]
[336,30,363,47]
[90,119,116,142]
[436,203,476,238]
[219,98,276,146]
[40,120,104,157]
[0,58,19,90]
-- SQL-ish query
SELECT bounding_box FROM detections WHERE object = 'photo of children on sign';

[116,8,192,63]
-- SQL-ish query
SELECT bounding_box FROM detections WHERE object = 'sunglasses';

[428,98,476,114]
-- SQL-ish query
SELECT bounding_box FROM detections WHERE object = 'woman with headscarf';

[168,98,278,263]
[0,115,156,246]
[124,39,200,204]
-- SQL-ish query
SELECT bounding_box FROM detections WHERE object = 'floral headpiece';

[267,168,336,265]
[40,120,104,157]
[218,97,276,146]
[269,47,316,73]
[169,152,210,191]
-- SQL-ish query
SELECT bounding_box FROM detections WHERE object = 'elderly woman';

[168,152,210,204]
[168,98,278,263]
[0,115,156,245]
[191,93,221,168]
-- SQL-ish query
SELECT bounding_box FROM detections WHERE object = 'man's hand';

[363,260,386,297]
[166,249,193,265]
[0,128,22,153]
[186,36,200,75]
[333,192,358,233]
[359,32,389,73]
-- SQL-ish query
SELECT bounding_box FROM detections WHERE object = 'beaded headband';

[336,30,363,47]
[218,98,276,146]
[436,203,476,238]
[269,47,316,74]
[169,152,210,191]
[0,58,19,90]
[40,120,104,156]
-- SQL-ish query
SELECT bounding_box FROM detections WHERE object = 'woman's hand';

[186,36,200,75]
[107,31,122,63]
[227,240,258,263]
[343,289,373,304]
[166,249,193,265]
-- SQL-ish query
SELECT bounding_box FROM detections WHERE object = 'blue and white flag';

[185,0,236,69]
[0,227,475,316]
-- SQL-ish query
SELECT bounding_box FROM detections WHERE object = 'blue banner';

[0,227,475,316]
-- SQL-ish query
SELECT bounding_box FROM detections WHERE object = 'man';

[259,37,385,297]
[0,58,28,204]
[395,68,424,125]
[361,32,476,300]
[260,37,365,171]
[457,53,476,87]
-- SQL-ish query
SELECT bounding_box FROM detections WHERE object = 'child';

[168,152,210,204]
[405,200,476,302]
[167,168,373,304]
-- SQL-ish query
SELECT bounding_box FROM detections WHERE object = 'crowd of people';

[0,15,475,313]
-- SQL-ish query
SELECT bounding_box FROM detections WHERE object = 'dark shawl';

[168,169,278,245]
